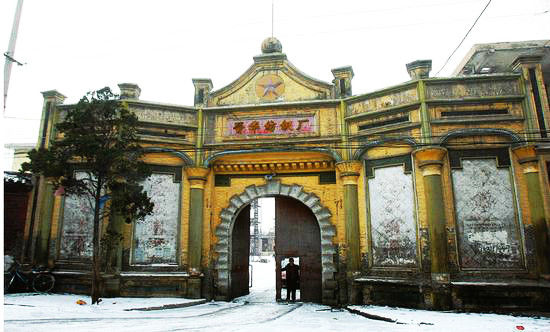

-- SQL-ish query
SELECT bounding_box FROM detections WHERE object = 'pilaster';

[512,55,549,139]
[24,91,65,264]
[413,146,450,309]
[38,90,65,149]
[336,161,362,272]
[185,167,210,273]
[512,145,550,276]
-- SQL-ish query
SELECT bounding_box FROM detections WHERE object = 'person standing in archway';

[282,258,300,301]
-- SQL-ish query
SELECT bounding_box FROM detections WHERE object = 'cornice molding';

[213,160,335,173]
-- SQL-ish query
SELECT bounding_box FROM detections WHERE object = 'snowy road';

[5,293,550,332]
[5,258,550,331]
[5,301,304,332]
[4,294,371,332]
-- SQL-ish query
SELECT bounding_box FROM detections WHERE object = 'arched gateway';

[213,181,337,303]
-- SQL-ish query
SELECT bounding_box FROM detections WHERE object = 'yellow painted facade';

[22,37,550,309]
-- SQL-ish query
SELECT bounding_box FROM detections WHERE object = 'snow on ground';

[3,293,209,320]
[349,305,550,332]
[4,256,550,332]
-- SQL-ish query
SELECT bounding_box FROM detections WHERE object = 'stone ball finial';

[261,37,282,54]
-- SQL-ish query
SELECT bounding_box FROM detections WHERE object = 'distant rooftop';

[453,40,550,84]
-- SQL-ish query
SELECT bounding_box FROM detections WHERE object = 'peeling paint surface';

[133,173,180,265]
[427,80,519,99]
[368,165,417,267]
[351,88,417,115]
[132,107,196,127]
[452,159,523,269]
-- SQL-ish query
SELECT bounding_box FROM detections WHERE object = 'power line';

[435,0,492,76]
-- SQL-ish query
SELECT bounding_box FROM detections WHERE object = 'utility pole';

[4,0,25,113]
[251,199,261,258]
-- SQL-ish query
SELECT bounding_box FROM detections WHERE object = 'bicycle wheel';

[32,274,55,293]
[5,274,16,293]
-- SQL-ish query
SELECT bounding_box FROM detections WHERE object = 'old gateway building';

[23,38,550,310]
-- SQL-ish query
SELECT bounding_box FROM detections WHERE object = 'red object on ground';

[516,326,525,330]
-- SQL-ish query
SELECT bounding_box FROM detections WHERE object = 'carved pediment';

[208,38,334,106]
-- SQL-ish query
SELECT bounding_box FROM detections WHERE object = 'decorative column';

[185,167,210,273]
[512,55,550,140]
[513,145,550,276]
[24,91,65,264]
[336,161,363,272]
[413,147,450,309]
[407,60,433,145]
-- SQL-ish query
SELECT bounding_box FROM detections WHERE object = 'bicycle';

[5,260,55,293]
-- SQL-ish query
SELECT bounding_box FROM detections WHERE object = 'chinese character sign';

[227,116,315,136]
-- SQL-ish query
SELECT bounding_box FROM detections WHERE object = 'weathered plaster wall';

[451,159,523,269]
[132,173,180,265]
[58,191,93,260]
[425,79,520,100]
[368,165,417,267]
[349,86,418,115]
[429,101,524,120]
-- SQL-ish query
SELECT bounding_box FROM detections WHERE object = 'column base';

[187,277,202,299]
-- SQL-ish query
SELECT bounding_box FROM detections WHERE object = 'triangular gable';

[209,53,334,107]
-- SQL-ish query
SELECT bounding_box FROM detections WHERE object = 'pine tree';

[22,87,154,304]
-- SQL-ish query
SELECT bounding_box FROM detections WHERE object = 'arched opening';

[274,196,321,302]
[214,181,336,304]
[229,196,322,302]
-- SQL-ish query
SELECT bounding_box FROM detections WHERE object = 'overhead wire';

[435,0,492,76]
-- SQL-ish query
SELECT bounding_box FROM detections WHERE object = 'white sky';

[2,0,550,169]
[251,197,275,234]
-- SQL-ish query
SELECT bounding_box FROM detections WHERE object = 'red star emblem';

[259,79,283,97]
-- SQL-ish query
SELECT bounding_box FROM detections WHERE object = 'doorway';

[275,196,321,302]
[229,196,322,302]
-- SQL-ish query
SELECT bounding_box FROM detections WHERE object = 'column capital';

[185,167,210,189]
[336,160,362,185]
[413,147,447,176]
[406,59,432,80]
[118,83,141,100]
[511,54,543,71]
[512,145,540,173]
[41,90,66,104]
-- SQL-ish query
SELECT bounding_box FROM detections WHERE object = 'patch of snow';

[349,305,550,332]
[4,256,550,332]
[4,293,550,332]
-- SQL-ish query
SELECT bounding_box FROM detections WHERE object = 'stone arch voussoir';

[214,180,337,303]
